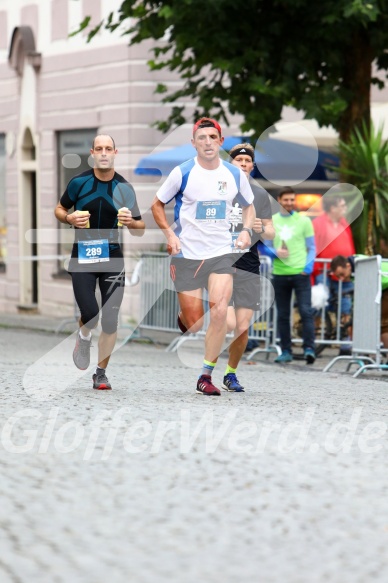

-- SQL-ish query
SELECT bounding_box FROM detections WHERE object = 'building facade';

[0,0,187,319]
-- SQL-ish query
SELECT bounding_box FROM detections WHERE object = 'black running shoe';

[304,348,316,364]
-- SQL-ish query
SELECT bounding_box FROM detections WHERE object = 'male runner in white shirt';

[152,118,255,395]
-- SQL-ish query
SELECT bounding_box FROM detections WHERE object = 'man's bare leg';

[178,289,204,333]
[221,307,253,392]
[226,306,236,334]
[91,330,117,390]
[205,273,233,363]
[97,331,117,370]
[227,307,253,369]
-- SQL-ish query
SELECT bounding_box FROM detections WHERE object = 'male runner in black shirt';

[55,134,145,390]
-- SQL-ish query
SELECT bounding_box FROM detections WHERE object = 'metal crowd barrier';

[289,258,348,351]
[136,253,355,356]
[139,252,181,333]
[50,250,354,357]
[323,255,388,377]
[5,253,81,334]
[137,253,276,354]
[136,252,275,353]
[246,258,348,358]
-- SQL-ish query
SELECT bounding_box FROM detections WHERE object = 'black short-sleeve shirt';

[60,169,142,257]
[231,180,272,272]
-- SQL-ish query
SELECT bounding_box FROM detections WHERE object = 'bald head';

[92,134,115,150]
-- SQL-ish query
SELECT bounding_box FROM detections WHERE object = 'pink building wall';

[0,0,184,317]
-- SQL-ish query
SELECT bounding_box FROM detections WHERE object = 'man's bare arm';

[151,197,181,255]
[54,202,90,229]
[242,202,255,230]
[234,203,255,249]
[256,217,275,240]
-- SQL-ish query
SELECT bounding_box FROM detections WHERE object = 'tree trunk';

[338,30,373,144]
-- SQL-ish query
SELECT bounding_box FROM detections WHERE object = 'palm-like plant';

[334,122,388,255]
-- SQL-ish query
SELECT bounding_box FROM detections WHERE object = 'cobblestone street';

[1,323,388,583]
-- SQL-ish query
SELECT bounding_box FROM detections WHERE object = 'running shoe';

[177,313,188,334]
[196,374,221,396]
[274,351,293,363]
[73,334,91,370]
[92,371,112,390]
[222,373,245,392]
[304,348,316,364]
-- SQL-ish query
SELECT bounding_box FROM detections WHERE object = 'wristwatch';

[241,227,253,237]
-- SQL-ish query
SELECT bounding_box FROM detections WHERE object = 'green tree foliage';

[76,0,388,143]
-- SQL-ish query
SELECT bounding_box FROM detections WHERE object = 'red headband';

[193,118,222,136]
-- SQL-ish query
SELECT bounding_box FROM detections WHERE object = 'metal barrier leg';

[323,355,375,373]
[165,333,203,352]
[323,355,354,372]
[353,363,388,378]
[245,343,279,360]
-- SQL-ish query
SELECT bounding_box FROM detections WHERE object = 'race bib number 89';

[196,200,226,222]
[78,239,109,263]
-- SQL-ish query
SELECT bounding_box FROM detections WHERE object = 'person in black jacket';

[224,143,275,392]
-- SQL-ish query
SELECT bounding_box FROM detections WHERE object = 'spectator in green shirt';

[265,187,316,364]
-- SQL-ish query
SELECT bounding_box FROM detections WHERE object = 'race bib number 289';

[78,239,109,263]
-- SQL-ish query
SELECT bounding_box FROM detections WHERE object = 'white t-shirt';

[156,157,254,260]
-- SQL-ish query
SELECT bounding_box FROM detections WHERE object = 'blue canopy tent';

[134,136,339,182]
